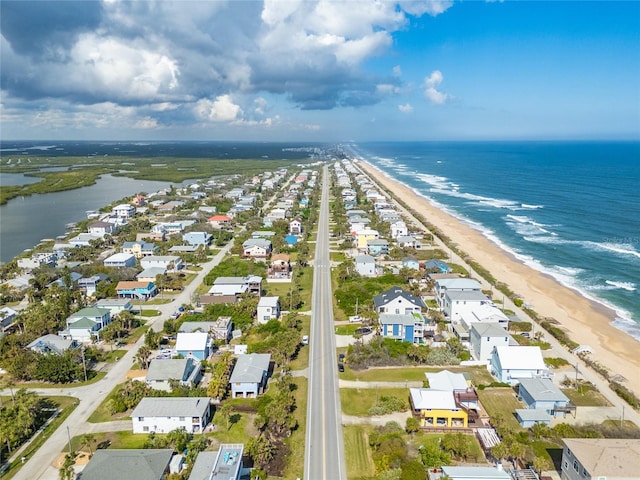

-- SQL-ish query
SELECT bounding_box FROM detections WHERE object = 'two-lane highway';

[304,165,347,480]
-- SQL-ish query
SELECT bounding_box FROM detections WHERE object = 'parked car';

[338,353,345,363]
[354,326,372,336]
[302,335,309,345]
[349,315,362,323]
[338,363,345,372]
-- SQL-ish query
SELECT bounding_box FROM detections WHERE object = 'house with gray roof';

[80,449,174,480]
[229,353,271,398]
[145,358,202,391]
[373,286,425,314]
[188,444,244,480]
[518,377,573,417]
[469,322,512,362]
[560,438,640,480]
[27,334,77,355]
[354,255,376,277]
[131,397,211,434]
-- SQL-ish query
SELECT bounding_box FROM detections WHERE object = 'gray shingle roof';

[229,353,271,384]
[131,397,210,418]
[80,449,173,480]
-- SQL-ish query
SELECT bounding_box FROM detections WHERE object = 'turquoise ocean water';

[349,141,640,340]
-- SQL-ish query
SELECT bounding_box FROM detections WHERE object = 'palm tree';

[81,433,96,456]
[135,346,151,370]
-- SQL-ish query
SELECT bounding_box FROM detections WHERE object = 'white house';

[175,332,210,360]
[460,303,509,330]
[490,345,548,385]
[113,204,136,218]
[88,221,117,237]
[389,220,408,239]
[289,218,303,235]
[64,307,111,342]
[443,290,492,322]
[435,277,483,308]
[469,323,513,362]
[0,306,18,332]
[140,255,183,272]
[104,252,136,268]
[242,238,272,259]
[373,286,424,314]
[257,297,280,324]
[354,255,376,277]
[131,397,211,434]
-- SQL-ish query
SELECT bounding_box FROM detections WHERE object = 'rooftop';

[131,397,210,418]
[80,449,173,480]
[562,438,640,477]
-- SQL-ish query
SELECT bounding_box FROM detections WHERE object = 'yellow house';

[409,388,468,428]
[356,229,379,250]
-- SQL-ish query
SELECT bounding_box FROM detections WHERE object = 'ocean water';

[349,141,640,340]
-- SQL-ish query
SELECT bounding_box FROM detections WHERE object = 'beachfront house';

[424,259,451,273]
[396,235,423,250]
[443,290,492,322]
[131,397,211,434]
[379,313,425,344]
[490,345,548,385]
[257,297,281,323]
[390,220,408,239]
[469,323,513,362]
[229,353,271,398]
[373,286,425,314]
[401,257,420,271]
[459,303,509,330]
[145,358,202,392]
[560,438,640,480]
[435,277,483,308]
[518,377,573,417]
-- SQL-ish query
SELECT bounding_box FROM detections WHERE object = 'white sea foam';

[611,316,640,341]
[605,280,637,291]
[521,203,544,209]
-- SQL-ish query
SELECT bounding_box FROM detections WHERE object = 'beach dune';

[360,161,640,398]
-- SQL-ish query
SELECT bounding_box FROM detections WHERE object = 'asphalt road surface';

[304,165,347,480]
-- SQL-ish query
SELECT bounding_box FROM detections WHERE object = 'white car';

[302,335,309,345]
[349,315,362,323]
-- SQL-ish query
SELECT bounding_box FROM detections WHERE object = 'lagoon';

[0,174,176,263]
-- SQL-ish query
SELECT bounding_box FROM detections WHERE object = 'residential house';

[289,218,303,235]
[140,255,183,272]
[208,215,232,230]
[424,259,451,273]
[252,231,276,239]
[175,332,210,360]
[438,466,511,480]
[168,245,198,255]
[65,307,111,342]
[435,277,482,308]
[373,286,425,314]
[349,216,371,233]
[268,254,291,279]
[137,267,166,283]
[443,290,492,322]
[27,334,77,355]
[94,298,133,316]
[490,345,548,385]
[257,297,280,323]
[188,444,244,480]
[122,241,159,258]
[401,257,420,271]
[80,449,174,480]
[132,194,146,206]
[356,229,379,250]
[68,232,102,247]
[0,306,17,332]
[409,388,468,428]
[367,238,389,257]
[425,370,479,412]
[88,221,117,237]
[389,220,408,239]
[156,200,185,213]
[77,274,109,297]
[224,188,244,199]
[397,235,422,249]
[183,231,212,246]
[379,313,425,344]
[518,377,573,418]
[17,252,57,271]
[178,318,234,343]
[116,281,157,300]
[205,276,262,302]
[242,238,272,259]
[104,252,137,268]
[560,438,640,480]
[230,353,271,398]
[469,323,513,362]
[145,358,202,391]
[515,409,553,428]
[113,203,136,218]
[354,255,376,277]
[131,397,211,434]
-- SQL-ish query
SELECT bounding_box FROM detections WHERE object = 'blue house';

[518,377,573,416]
[175,332,210,361]
[229,353,271,398]
[367,239,389,257]
[424,259,452,273]
[402,257,420,271]
[379,313,424,344]
[182,231,212,246]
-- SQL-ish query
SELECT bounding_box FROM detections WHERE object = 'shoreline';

[358,160,640,398]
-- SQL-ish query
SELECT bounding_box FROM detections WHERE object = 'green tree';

[247,434,274,470]
[218,403,233,430]
[405,417,420,438]
[400,459,425,480]
[59,451,76,480]
[135,345,152,370]
[81,433,96,456]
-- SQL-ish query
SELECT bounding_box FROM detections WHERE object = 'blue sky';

[1,0,638,141]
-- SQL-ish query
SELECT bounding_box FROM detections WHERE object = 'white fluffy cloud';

[398,103,414,113]
[195,95,243,122]
[423,70,451,104]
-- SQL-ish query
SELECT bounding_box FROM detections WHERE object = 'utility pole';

[81,347,88,382]
[67,425,72,453]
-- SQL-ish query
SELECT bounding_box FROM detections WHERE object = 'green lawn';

[140,309,161,317]
[343,425,375,479]
[562,387,612,407]
[340,388,409,416]
[283,377,308,480]
[330,252,347,262]
[145,298,173,305]
[68,430,148,453]
[335,324,359,335]
[103,350,127,363]
[87,382,133,423]
[476,388,524,432]
[15,371,107,389]
[125,324,149,344]
[2,396,78,480]
[411,432,485,463]
[340,366,495,386]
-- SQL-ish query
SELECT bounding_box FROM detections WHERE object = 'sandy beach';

[360,161,640,398]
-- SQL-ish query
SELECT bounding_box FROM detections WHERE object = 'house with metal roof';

[518,377,573,418]
[560,438,640,480]
[189,444,245,480]
[27,334,77,355]
[229,353,271,398]
[175,332,210,360]
[131,397,211,434]
[490,346,549,385]
[373,286,425,314]
[145,358,202,391]
[469,322,512,362]
[80,449,174,480]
